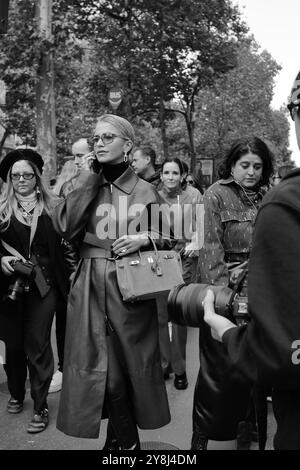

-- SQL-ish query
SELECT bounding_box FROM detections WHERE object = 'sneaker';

[7,397,23,414]
[27,409,49,434]
[49,370,62,393]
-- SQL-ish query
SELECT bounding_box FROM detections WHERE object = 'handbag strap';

[0,239,26,261]
[28,205,39,258]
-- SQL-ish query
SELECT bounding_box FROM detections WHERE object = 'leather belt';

[81,232,116,259]
[83,232,115,249]
[80,245,113,259]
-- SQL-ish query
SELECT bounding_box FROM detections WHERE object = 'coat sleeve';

[51,171,101,243]
[223,201,300,389]
[198,189,228,285]
[61,239,80,278]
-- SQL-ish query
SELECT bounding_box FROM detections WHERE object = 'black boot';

[120,439,141,450]
[102,420,120,451]
[191,431,208,450]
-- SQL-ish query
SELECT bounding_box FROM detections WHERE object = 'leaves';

[0,0,291,175]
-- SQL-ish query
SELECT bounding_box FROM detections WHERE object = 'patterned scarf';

[14,191,40,226]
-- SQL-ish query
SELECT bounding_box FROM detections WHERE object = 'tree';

[0,0,93,166]
[0,0,290,179]
[0,0,38,153]
[193,39,291,178]
[81,0,248,169]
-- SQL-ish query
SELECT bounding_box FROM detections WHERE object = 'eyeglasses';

[287,101,300,121]
[11,173,35,181]
[91,133,128,146]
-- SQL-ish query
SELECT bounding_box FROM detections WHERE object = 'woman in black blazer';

[0,149,76,434]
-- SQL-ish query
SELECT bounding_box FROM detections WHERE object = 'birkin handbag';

[115,239,184,302]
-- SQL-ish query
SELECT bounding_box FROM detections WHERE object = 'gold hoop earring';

[124,151,128,162]
[36,186,40,195]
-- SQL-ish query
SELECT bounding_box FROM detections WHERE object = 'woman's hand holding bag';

[112,233,150,257]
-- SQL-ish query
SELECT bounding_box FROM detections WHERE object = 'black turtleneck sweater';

[100,162,129,183]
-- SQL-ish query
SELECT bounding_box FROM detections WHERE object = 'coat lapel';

[6,217,28,257]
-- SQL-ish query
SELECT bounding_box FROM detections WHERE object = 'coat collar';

[218,176,236,186]
[218,176,265,198]
[98,166,139,194]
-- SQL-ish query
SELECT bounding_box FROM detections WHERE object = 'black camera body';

[5,260,36,302]
[12,260,35,278]
[168,273,250,328]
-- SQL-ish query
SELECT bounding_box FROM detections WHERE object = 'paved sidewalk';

[0,325,276,450]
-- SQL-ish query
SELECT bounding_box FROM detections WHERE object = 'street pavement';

[0,324,276,451]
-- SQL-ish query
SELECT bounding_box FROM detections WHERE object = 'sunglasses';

[91,133,128,146]
[11,173,35,181]
[287,101,300,121]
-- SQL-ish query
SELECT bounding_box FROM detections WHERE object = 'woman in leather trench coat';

[0,149,76,434]
[193,137,274,450]
[52,114,171,450]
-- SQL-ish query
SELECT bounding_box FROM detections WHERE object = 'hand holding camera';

[1,256,18,276]
[203,289,237,342]
[3,259,36,302]
[167,266,250,338]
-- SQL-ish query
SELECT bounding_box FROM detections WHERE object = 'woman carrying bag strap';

[0,149,75,434]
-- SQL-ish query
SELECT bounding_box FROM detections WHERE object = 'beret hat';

[0,149,44,181]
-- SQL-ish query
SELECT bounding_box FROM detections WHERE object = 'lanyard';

[28,204,40,258]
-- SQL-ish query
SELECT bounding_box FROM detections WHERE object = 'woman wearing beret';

[0,149,76,433]
[52,114,171,450]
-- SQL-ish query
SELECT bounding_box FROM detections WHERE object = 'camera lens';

[7,278,25,302]
[167,283,235,326]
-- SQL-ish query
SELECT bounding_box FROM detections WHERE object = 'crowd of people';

[0,68,299,450]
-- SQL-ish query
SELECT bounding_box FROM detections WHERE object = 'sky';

[233,0,300,166]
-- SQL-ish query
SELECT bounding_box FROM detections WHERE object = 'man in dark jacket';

[203,70,300,450]
[131,146,161,189]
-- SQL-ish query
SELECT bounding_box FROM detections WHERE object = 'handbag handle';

[147,234,159,257]
[146,234,163,276]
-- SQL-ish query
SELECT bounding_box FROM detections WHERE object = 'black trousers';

[272,389,300,450]
[105,334,139,449]
[54,295,67,372]
[192,322,251,440]
[2,286,57,413]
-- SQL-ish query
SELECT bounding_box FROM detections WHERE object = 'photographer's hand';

[1,256,18,276]
[203,289,237,342]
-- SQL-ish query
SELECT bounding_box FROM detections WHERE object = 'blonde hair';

[0,161,59,232]
[97,114,135,148]
[53,160,78,196]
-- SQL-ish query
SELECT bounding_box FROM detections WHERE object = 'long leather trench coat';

[52,167,171,438]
